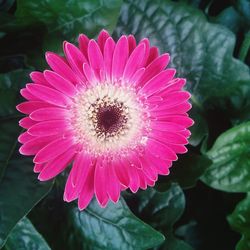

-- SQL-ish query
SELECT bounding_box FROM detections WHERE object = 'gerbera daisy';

[17,30,193,210]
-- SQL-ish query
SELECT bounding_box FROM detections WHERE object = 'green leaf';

[228,194,250,250]
[134,184,193,250]
[0,0,15,12]
[202,121,250,192]
[235,0,250,25]
[0,70,31,117]
[0,148,53,248]
[157,153,211,190]
[65,198,164,250]
[4,217,51,250]
[16,0,122,54]
[114,0,250,112]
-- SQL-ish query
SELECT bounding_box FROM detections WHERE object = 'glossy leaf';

[114,0,250,112]
[228,194,250,250]
[66,198,165,250]
[0,148,53,248]
[4,217,51,250]
[202,121,250,192]
[135,184,193,249]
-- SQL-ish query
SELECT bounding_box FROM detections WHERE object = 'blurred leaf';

[213,6,244,34]
[65,198,164,250]
[0,0,15,12]
[114,0,250,113]
[202,121,250,192]
[0,69,31,117]
[228,194,250,250]
[4,217,51,250]
[235,0,250,25]
[157,153,211,190]
[134,184,193,250]
[16,0,122,55]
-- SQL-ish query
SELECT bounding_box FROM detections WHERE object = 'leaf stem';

[239,31,250,62]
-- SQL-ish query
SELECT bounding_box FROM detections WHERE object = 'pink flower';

[17,30,193,210]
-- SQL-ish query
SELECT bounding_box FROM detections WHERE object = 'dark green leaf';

[202,121,250,192]
[0,70,31,117]
[228,194,250,250]
[134,184,193,250]
[66,198,164,250]
[236,0,250,25]
[157,153,211,190]
[0,0,15,12]
[0,148,53,248]
[114,0,250,112]
[4,217,51,250]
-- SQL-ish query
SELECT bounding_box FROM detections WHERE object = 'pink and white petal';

[28,120,70,136]
[104,37,115,82]
[153,103,192,116]
[30,71,50,86]
[30,107,68,121]
[78,34,90,60]
[18,132,34,144]
[112,36,129,81]
[88,39,104,81]
[19,135,57,155]
[63,42,87,79]
[44,70,77,97]
[16,101,53,115]
[140,53,170,86]
[146,46,159,66]
[78,165,95,210]
[168,144,188,154]
[139,69,176,96]
[97,29,110,53]
[38,146,76,181]
[19,117,37,129]
[45,52,79,84]
[83,63,97,86]
[151,120,187,132]
[139,156,158,181]
[94,160,109,207]
[128,35,136,55]
[129,68,145,86]
[148,153,171,175]
[138,38,150,67]
[159,78,186,95]
[150,130,188,145]
[123,43,145,80]
[34,137,74,164]
[26,84,71,107]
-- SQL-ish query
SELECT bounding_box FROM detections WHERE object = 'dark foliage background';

[0,0,250,249]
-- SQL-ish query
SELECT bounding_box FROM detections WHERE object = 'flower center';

[71,84,150,155]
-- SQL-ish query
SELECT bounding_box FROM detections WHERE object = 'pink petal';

[112,35,129,81]
[157,115,194,127]
[106,162,120,203]
[169,144,188,154]
[28,120,70,136]
[18,132,34,144]
[83,63,97,86]
[151,121,187,132]
[34,163,45,173]
[78,165,95,210]
[20,135,57,155]
[44,70,77,97]
[152,103,192,116]
[138,38,150,67]
[139,156,158,181]
[88,39,104,81]
[30,107,68,121]
[45,52,79,84]
[140,69,176,96]
[63,42,87,79]
[98,29,110,53]
[146,138,177,161]
[129,68,145,85]
[104,37,115,82]
[123,43,145,80]
[38,147,76,181]
[128,35,136,55]
[159,78,186,94]
[19,117,36,129]
[140,53,170,86]
[113,158,130,187]
[16,101,52,115]
[78,34,90,60]
[147,153,171,175]
[26,83,71,107]
[34,137,74,164]
[20,88,38,101]
[30,71,50,86]
[146,46,159,66]
[128,163,140,193]
[137,169,147,190]
[150,130,188,145]
[94,160,109,207]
